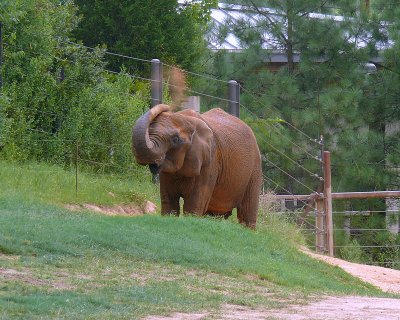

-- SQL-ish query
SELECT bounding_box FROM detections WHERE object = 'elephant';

[131,104,262,228]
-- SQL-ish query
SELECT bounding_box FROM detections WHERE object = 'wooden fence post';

[315,197,325,253]
[323,151,334,256]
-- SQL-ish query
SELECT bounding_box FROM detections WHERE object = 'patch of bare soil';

[264,296,400,320]
[0,267,74,290]
[302,249,400,294]
[66,200,157,216]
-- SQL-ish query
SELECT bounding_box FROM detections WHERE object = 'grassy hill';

[0,161,388,319]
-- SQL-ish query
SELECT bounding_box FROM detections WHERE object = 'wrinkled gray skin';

[132,104,262,228]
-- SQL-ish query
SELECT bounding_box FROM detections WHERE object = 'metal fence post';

[323,151,334,256]
[0,22,3,89]
[150,59,163,183]
[228,80,240,117]
[151,59,163,107]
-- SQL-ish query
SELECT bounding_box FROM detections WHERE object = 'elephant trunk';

[132,104,170,164]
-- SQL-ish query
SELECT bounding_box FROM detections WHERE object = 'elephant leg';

[237,171,262,229]
[182,171,216,216]
[160,174,180,216]
[161,193,180,216]
[183,185,213,216]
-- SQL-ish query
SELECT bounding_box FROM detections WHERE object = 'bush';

[0,0,149,176]
[339,239,366,263]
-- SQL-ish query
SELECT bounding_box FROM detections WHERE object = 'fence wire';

[64,40,153,64]
[5,39,399,269]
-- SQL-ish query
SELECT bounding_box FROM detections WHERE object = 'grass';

[0,161,158,206]
[0,161,394,319]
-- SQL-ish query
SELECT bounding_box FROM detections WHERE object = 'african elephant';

[131,104,262,228]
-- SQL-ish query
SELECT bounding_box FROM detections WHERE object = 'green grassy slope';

[0,162,389,319]
[0,161,158,205]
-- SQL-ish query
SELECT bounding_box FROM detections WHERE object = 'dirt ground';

[302,249,400,295]
[65,200,157,216]
[146,251,400,320]
[146,296,400,319]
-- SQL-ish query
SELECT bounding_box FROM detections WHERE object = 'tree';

[0,0,149,175]
[210,1,389,196]
[209,0,400,265]
[73,0,217,73]
[365,0,400,187]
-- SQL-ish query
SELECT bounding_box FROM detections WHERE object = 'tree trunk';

[286,5,294,74]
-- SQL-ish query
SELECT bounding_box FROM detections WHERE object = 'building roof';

[206,3,388,63]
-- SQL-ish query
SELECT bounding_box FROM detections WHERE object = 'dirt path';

[237,296,400,320]
[302,249,400,294]
[146,296,400,319]
[146,251,400,320]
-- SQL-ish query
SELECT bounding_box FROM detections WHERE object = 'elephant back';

[201,108,260,170]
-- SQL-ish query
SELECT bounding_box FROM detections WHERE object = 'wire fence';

[13,38,324,247]
[3,37,400,268]
[330,200,400,268]
[51,43,398,199]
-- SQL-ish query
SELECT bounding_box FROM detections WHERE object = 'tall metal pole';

[228,80,240,117]
[150,59,163,183]
[151,59,163,107]
[323,151,334,256]
[320,135,324,180]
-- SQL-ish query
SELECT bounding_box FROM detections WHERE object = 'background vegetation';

[0,0,150,179]
[73,0,217,74]
[202,0,400,266]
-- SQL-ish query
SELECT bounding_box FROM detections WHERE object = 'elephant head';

[132,104,213,177]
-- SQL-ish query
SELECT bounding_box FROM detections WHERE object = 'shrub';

[0,0,149,176]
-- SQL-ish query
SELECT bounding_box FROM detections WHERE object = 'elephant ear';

[181,116,214,176]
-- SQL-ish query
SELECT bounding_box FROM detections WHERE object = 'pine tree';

[211,1,391,197]
[365,0,400,189]
[210,0,400,264]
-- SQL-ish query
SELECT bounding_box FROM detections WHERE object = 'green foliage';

[339,239,367,264]
[337,228,400,269]
[73,0,217,73]
[208,0,399,196]
[0,0,150,175]
[211,1,371,194]
[207,1,400,267]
